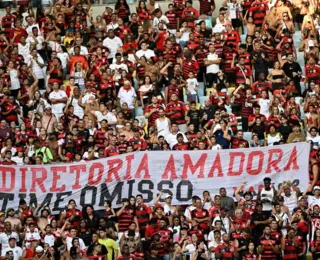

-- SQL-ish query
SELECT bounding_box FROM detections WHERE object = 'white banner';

[0,142,310,213]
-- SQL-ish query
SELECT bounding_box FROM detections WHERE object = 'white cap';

[298,196,304,201]
[35,246,44,252]
[165,194,172,199]
[314,186,320,191]
[44,104,52,110]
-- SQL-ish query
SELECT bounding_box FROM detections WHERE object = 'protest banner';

[0,142,310,213]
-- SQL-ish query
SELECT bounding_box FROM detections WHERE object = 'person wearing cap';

[21,237,39,259]
[0,222,19,254]
[0,150,17,165]
[303,184,320,208]
[35,102,57,134]
[0,237,22,260]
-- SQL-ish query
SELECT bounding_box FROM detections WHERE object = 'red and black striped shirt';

[118,206,135,232]
[136,204,151,231]
[145,104,160,127]
[165,101,188,124]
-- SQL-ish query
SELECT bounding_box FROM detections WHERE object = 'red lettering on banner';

[182,154,207,179]
[135,154,150,179]
[0,167,15,192]
[228,152,245,176]
[284,146,299,171]
[247,151,264,175]
[161,155,178,179]
[50,166,67,192]
[70,165,86,189]
[30,168,47,192]
[106,159,122,182]
[208,154,223,177]
[19,168,27,192]
[88,163,103,185]
[266,149,283,173]
[124,154,134,180]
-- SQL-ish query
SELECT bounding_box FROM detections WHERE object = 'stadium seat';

[243,132,252,142]
[199,96,208,107]
[134,106,144,117]
[226,105,232,114]
[198,82,205,96]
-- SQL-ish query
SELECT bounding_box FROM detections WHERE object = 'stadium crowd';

[0,0,320,258]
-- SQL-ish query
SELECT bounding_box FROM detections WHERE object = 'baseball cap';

[35,246,44,252]
[314,186,320,191]
[165,194,172,199]
[277,196,284,201]
[220,206,229,211]
[298,196,304,201]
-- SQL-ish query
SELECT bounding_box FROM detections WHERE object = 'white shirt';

[44,234,55,246]
[66,236,86,251]
[68,97,84,119]
[258,98,270,118]
[186,78,199,94]
[136,49,156,59]
[102,37,123,59]
[166,132,189,149]
[26,23,41,36]
[48,41,62,53]
[206,52,220,74]
[68,45,88,56]
[106,22,119,31]
[153,15,169,29]
[1,246,22,260]
[184,205,196,221]
[307,134,320,149]
[308,195,320,207]
[117,86,137,109]
[283,192,298,214]
[109,63,128,73]
[81,93,96,104]
[26,35,44,50]
[94,111,117,124]
[208,240,222,259]
[213,216,230,233]
[0,232,19,253]
[57,52,69,69]
[49,90,67,114]
[18,43,31,62]
[27,54,45,79]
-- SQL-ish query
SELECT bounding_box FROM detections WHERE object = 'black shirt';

[250,50,269,72]
[282,61,302,80]
[278,124,292,141]
[251,211,271,237]
[200,105,218,126]
[187,109,201,130]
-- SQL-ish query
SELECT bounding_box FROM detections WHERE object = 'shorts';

[295,13,304,23]
[232,18,242,28]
